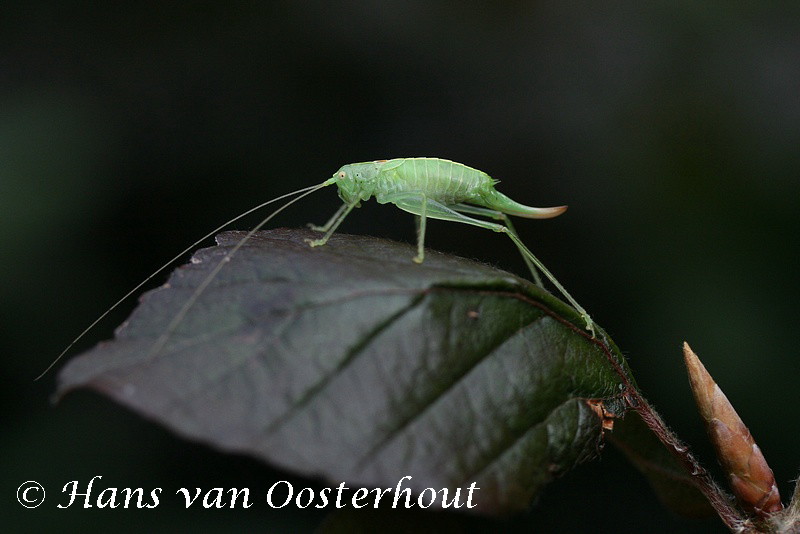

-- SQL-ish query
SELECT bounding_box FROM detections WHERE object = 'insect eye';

[338,171,346,178]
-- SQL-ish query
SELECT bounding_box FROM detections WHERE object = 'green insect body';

[309,157,594,336]
[41,157,594,381]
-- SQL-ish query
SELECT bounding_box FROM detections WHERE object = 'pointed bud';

[683,342,782,517]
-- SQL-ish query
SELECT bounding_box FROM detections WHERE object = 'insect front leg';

[307,202,348,232]
[305,202,357,247]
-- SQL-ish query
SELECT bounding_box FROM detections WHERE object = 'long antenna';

[142,177,336,361]
[36,181,331,381]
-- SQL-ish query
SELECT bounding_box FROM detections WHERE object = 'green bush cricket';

[40,157,594,380]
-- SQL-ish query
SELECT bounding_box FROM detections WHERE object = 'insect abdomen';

[382,158,492,205]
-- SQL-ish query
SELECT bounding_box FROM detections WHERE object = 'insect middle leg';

[413,193,428,263]
[382,192,595,336]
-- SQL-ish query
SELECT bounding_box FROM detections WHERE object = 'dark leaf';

[58,228,632,514]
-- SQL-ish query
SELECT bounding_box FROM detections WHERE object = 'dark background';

[4,2,799,532]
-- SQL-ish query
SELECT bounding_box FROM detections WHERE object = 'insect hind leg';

[384,193,595,336]
[451,204,543,287]
[503,229,595,337]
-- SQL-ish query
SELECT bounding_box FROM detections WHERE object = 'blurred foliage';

[3,2,798,532]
